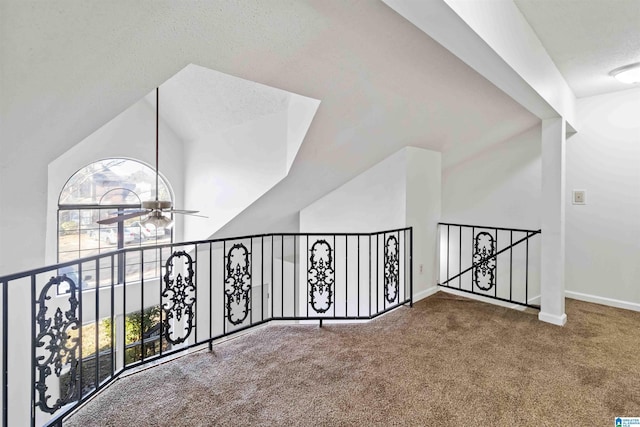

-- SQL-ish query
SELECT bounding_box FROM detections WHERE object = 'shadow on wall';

[442,123,542,230]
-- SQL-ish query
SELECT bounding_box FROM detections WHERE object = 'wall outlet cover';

[572,190,586,205]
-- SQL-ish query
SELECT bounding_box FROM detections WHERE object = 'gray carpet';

[66,292,640,426]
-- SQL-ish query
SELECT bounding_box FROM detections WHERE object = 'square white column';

[539,117,567,326]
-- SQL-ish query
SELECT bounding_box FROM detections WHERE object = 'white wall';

[440,88,640,310]
[183,110,289,242]
[565,88,640,307]
[440,125,542,303]
[442,124,542,230]
[45,97,186,265]
[300,147,442,299]
[406,147,441,296]
[300,148,408,233]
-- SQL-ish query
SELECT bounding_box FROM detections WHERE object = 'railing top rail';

[0,227,413,283]
[438,222,541,234]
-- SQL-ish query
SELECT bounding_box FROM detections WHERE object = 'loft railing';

[437,222,540,309]
[0,227,412,427]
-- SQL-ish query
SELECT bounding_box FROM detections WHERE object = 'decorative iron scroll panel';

[308,240,334,313]
[384,235,399,303]
[162,251,196,345]
[473,231,496,291]
[225,244,251,325]
[34,275,80,415]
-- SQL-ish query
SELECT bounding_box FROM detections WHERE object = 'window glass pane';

[124,249,142,283]
[59,158,171,206]
[59,251,80,263]
[96,258,114,288]
[142,248,162,280]
[58,210,80,257]
[58,158,174,284]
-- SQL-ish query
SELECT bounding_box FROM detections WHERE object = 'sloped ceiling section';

[147,63,321,241]
[150,64,292,143]
[210,1,540,238]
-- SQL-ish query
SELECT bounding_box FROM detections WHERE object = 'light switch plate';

[572,190,586,205]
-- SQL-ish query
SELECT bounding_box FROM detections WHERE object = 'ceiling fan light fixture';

[610,62,640,84]
[141,211,174,230]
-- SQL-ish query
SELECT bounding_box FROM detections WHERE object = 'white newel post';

[539,117,567,326]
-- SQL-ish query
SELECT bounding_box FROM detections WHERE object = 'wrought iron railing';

[0,228,412,427]
[437,223,540,309]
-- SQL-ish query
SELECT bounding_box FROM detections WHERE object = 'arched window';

[58,158,173,286]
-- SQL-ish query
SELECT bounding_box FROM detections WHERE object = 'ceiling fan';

[97,87,204,228]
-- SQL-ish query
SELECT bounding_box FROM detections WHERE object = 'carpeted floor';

[66,292,640,426]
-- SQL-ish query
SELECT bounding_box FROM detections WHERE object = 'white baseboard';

[436,286,531,311]
[565,290,640,312]
[413,286,439,302]
[538,311,567,326]
[528,295,541,305]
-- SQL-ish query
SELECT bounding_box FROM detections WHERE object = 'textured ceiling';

[1,0,538,240]
[146,64,291,143]
[515,0,640,98]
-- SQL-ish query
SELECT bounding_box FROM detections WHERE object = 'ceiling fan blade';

[173,212,209,218]
[97,210,148,225]
[170,209,200,214]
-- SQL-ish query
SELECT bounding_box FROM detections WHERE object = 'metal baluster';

[110,255,114,376]
[383,233,387,311]
[369,235,372,317]
[471,227,474,292]
[78,263,83,397]
[271,237,274,319]
[261,237,265,323]
[526,235,529,306]
[209,242,213,351]
[447,225,450,284]
[194,244,198,344]
[510,231,513,303]
[333,234,336,318]
[158,248,163,358]
[223,240,226,335]
[30,275,36,427]
[292,236,296,318]
[2,280,7,427]
[122,253,127,368]
[251,239,254,324]
[357,236,360,317]
[306,236,309,318]
[397,230,400,305]
[95,259,100,388]
[140,250,144,364]
[495,229,498,298]
[376,233,379,315]
[345,235,348,317]
[459,226,462,289]
[281,236,284,318]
